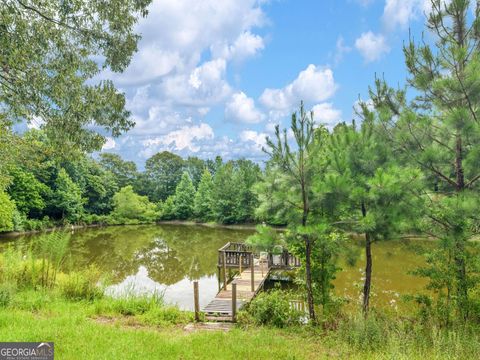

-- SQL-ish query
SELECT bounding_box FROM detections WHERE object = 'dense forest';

[0,133,262,230]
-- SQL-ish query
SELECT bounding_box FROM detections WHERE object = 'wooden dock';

[200,242,300,322]
[203,263,270,320]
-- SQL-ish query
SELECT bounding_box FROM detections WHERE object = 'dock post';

[250,253,255,292]
[223,251,227,290]
[193,281,200,322]
[232,281,237,323]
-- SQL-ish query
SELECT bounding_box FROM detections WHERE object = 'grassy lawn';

[1,296,480,360]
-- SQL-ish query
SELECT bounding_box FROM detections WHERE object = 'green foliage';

[111,186,158,224]
[290,227,347,311]
[241,289,304,328]
[246,225,284,252]
[211,162,238,224]
[6,166,47,216]
[193,169,214,222]
[233,159,261,222]
[159,195,176,221]
[0,0,151,151]
[35,232,71,288]
[65,158,118,215]
[99,153,138,189]
[337,314,388,351]
[58,266,104,301]
[0,284,14,308]
[0,191,16,232]
[173,172,195,220]
[51,169,84,223]
[139,306,194,326]
[144,151,184,202]
[95,293,164,316]
[184,156,206,188]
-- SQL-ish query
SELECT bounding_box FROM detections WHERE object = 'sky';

[95,0,437,167]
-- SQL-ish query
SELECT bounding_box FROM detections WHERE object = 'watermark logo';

[0,342,54,360]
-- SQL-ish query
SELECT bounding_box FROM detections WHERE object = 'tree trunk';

[361,202,372,316]
[362,232,372,316]
[454,134,468,319]
[305,236,316,322]
[301,180,316,322]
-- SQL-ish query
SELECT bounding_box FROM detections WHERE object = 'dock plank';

[202,264,270,319]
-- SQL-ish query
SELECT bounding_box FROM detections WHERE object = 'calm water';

[0,225,429,312]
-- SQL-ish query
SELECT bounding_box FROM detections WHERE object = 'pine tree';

[370,0,480,320]
[173,172,195,220]
[264,102,318,322]
[327,119,421,315]
[194,169,214,222]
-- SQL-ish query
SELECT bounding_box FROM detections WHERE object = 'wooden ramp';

[203,263,269,321]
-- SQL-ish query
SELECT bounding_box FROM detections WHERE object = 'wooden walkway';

[203,262,270,320]
[198,242,300,322]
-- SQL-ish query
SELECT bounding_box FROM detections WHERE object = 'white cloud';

[333,36,352,65]
[240,130,267,148]
[102,137,116,150]
[225,92,265,123]
[355,31,390,63]
[311,103,342,127]
[97,0,269,163]
[162,58,232,107]
[142,123,214,156]
[211,31,265,62]
[382,0,451,30]
[260,64,338,111]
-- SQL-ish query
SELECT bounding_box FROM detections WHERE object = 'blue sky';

[93,0,435,167]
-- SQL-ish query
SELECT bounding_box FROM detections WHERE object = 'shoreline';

[0,221,285,239]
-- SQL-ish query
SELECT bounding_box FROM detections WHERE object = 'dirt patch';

[183,322,233,333]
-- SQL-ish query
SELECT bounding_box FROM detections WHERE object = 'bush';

[94,292,164,316]
[240,289,304,328]
[0,191,16,232]
[58,266,104,301]
[0,284,14,308]
[337,314,389,351]
[79,214,109,226]
[21,216,53,231]
[0,247,42,289]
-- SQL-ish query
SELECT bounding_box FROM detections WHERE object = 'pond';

[0,224,430,312]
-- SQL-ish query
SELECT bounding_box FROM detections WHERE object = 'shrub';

[0,191,16,232]
[337,314,389,351]
[0,284,14,308]
[95,292,164,316]
[58,266,104,301]
[241,289,304,328]
[0,247,42,289]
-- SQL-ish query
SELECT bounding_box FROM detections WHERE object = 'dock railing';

[218,242,253,269]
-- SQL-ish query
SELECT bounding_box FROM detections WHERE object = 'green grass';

[1,293,480,359]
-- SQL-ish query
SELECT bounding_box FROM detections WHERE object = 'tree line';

[0,131,262,231]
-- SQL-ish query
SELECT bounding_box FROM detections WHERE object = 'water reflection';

[0,225,430,312]
[0,225,254,310]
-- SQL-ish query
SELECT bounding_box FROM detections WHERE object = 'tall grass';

[34,231,70,288]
